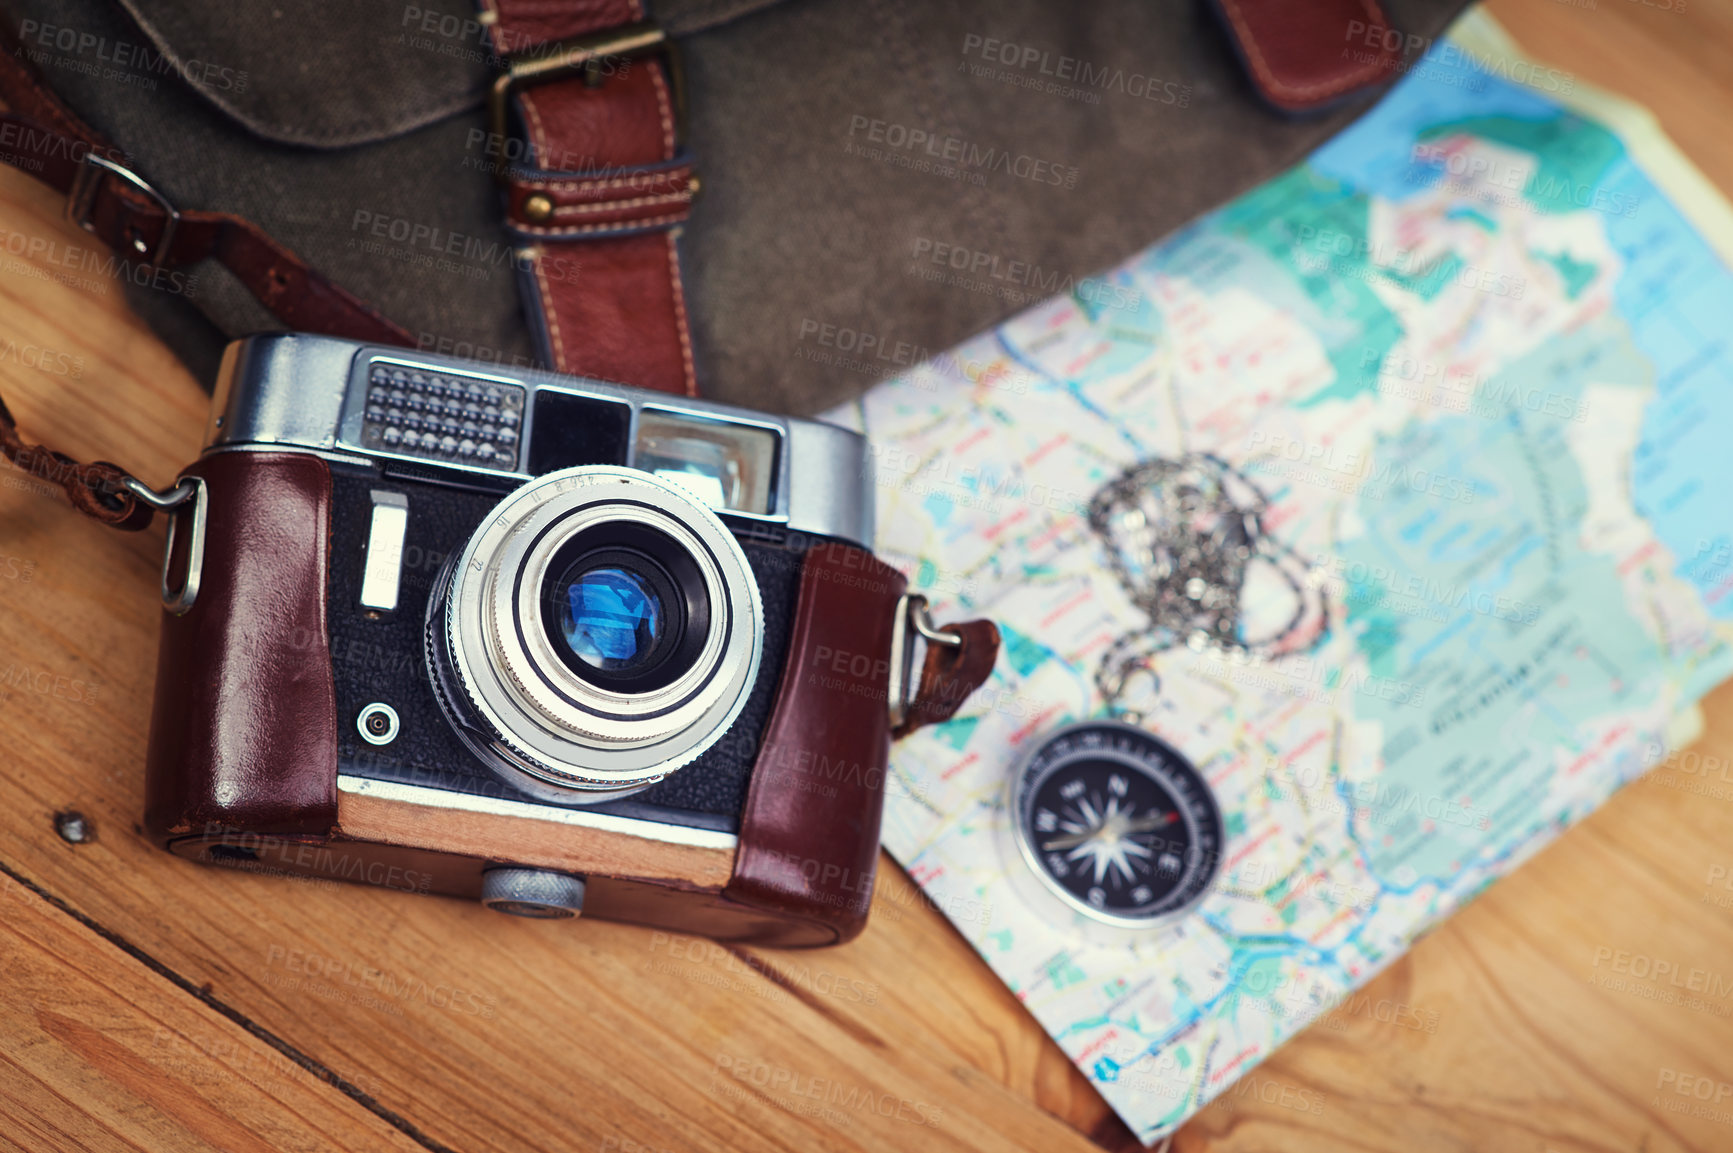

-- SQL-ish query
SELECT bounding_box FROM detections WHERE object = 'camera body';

[144,334,913,946]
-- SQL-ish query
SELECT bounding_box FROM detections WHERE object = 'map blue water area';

[1335,320,1662,884]
[1608,187,1733,623]
[1309,30,1567,201]
[1306,25,1733,619]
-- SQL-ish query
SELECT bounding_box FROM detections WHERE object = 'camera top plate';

[205,333,875,549]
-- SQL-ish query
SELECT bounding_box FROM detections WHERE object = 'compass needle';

[1009,720,1223,935]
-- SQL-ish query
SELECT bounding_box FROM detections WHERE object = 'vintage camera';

[144,334,970,946]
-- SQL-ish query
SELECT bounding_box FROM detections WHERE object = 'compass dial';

[1010,720,1223,927]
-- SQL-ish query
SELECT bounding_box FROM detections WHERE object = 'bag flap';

[105,0,783,148]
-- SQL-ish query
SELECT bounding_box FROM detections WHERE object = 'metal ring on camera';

[126,474,205,615]
[440,466,762,801]
[887,593,962,730]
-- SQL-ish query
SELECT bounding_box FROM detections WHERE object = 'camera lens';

[557,566,663,672]
[431,465,763,803]
[536,520,712,694]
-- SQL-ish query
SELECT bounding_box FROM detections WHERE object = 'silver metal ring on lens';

[439,466,762,800]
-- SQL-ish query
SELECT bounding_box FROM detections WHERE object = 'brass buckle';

[487,21,686,185]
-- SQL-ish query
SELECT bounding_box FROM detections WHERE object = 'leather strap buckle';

[66,153,180,271]
[487,21,686,185]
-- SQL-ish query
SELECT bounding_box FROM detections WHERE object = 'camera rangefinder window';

[634,410,777,515]
[527,389,631,474]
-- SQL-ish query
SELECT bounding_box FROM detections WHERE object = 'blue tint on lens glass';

[561,567,663,670]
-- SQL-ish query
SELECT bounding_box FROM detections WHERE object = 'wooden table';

[3,1,1732,1149]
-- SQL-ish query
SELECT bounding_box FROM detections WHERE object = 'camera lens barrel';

[431,466,763,803]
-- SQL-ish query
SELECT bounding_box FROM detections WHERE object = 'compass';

[1005,719,1223,933]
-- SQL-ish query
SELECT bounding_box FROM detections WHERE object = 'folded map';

[825,9,1733,1142]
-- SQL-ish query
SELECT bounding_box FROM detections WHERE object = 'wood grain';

[336,785,739,891]
[0,866,429,1152]
[0,1,1730,1150]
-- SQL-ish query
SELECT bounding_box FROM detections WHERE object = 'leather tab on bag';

[892,619,1001,741]
[487,1,700,395]
[507,159,698,237]
[1209,0,1401,115]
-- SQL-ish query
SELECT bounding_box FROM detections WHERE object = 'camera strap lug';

[124,475,207,615]
[890,594,1001,738]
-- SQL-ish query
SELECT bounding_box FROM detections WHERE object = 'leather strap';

[0,22,413,346]
[0,29,414,530]
[485,0,700,395]
[0,394,150,529]
[892,618,1002,741]
[0,114,414,346]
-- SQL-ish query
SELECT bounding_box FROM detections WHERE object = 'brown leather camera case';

[145,450,912,947]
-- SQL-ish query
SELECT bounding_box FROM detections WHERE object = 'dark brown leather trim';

[722,541,908,945]
[1210,0,1401,115]
[144,451,340,842]
[892,618,1001,741]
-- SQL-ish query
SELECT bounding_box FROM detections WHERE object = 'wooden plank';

[0,866,430,1153]
[1486,0,1733,197]
[0,0,1730,1149]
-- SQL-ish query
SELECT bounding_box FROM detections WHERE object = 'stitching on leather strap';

[647,59,677,159]
[522,183,695,215]
[511,210,691,238]
[665,230,697,396]
[517,166,693,195]
[530,249,569,370]
[549,190,694,216]
[519,89,556,169]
